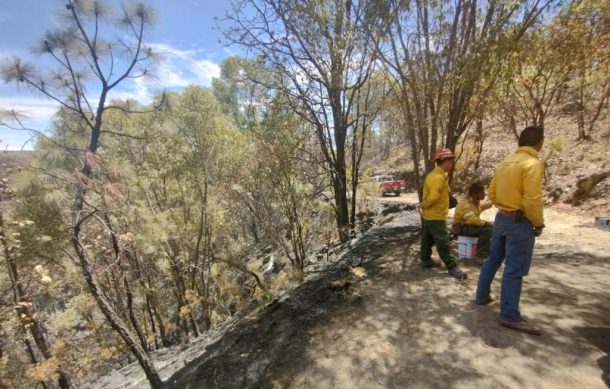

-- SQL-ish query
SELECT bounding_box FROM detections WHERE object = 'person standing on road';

[452,182,494,262]
[419,148,468,280]
[476,126,545,336]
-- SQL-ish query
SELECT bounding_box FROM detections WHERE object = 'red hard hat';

[433,148,454,161]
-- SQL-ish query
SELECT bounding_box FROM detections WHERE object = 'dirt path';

[378,191,608,256]
[92,195,610,388]
[162,197,609,389]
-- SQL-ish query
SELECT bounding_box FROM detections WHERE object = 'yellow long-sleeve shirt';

[421,166,449,221]
[488,146,545,227]
[452,196,492,227]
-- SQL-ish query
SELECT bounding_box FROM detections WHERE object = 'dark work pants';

[420,220,458,269]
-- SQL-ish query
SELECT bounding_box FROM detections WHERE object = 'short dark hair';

[468,182,485,196]
[518,126,544,147]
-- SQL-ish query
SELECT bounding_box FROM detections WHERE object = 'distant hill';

[0,150,36,200]
[0,150,35,176]
[361,114,610,215]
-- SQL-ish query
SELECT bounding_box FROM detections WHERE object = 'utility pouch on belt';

[513,210,526,222]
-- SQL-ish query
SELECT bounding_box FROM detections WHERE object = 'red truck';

[371,175,402,196]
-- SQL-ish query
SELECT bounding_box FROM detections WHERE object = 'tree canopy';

[1,0,609,387]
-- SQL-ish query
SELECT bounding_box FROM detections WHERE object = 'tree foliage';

[370,0,554,196]
[1,0,165,387]
[0,0,608,387]
[222,0,383,241]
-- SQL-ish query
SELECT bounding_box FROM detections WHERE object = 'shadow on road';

[167,219,610,388]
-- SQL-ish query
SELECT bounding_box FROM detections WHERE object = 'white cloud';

[107,43,221,103]
[0,97,59,150]
[149,43,202,61]
[148,42,220,87]
[156,60,191,88]
[0,96,58,126]
[0,42,222,148]
[189,59,221,85]
[2,42,220,107]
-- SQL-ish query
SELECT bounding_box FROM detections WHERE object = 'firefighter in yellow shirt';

[419,148,467,280]
[452,182,493,261]
[476,126,545,336]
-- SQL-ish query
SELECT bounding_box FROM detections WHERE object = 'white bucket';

[458,236,478,259]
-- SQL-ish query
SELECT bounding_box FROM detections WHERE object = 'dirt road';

[94,194,610,388]
[376,191,609,257]
[162,195,610,388]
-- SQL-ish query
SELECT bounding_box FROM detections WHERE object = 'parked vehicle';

[371,175,402,196]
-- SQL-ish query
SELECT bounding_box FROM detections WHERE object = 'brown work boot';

[448,266,467,280]
[499,319,542,336]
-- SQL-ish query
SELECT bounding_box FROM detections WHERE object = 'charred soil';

[94,201,610,389]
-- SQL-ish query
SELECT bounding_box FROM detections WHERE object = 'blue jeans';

[476,212,535,321]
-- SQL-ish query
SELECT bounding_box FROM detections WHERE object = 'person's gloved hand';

[534,225,545,237]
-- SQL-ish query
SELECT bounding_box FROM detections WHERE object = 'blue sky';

[0,0,235,150]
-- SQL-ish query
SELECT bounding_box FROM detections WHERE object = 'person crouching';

[452,182,493,263]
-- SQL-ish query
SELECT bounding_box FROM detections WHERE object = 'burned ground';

[158,209,610,389]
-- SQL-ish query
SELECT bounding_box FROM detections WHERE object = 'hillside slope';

[364,115,610,215]
[90,205,610,388]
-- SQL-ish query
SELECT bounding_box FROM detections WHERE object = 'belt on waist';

[497,209,523,216]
